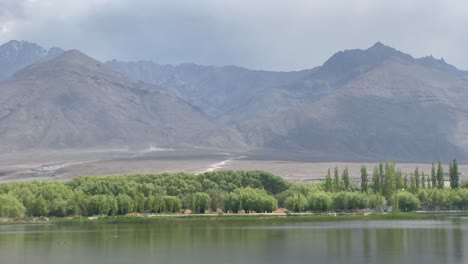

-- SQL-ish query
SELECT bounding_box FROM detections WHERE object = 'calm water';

[1,219,468,264]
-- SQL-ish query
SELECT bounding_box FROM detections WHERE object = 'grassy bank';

[3,210,468,225]
[48,211,465,225]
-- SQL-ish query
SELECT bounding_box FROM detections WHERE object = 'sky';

[0,0,467,71]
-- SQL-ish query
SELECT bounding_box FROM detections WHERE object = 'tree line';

[0,161,466,218]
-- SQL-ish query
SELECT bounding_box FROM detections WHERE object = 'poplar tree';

[324,168,332,192]
[409,175,416,193]
[431,162,437,188]
[414,167,420,190]
[360,165,368,192]
[403,174,408,190]
[421,171,426,189]
[342,167,350,191]
[379,162,385,191]
[333,166,340,192]
[449,159,459,189]
[436,161,444,189]
[371,165,380,193]
[382,162,395,199]
[395,170,404,190]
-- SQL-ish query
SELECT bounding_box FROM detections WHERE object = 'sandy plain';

[0,148,466,184]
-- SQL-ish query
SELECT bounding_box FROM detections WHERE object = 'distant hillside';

[0,50,246,151]
[1,40,468,162]
[107,43,468,162]
[0,40,64,81]
[106,60,311,119]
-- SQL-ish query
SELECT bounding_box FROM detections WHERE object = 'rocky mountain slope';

[106,60,311,120]
[1,40,467,162]
[107,43,468,162]
[239,58,468,162]
[0,40,64,81]
[0,50,246,151]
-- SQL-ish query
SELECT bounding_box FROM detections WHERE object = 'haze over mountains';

[0,40,467,162]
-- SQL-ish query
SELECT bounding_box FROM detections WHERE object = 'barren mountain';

[108,42,468,162]
[106,60,311,120]
[1,40,467,162]
[0,50,246,151]
[0,40,64,81]
[239,57,468,162]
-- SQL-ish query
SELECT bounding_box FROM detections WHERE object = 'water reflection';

[0,220,466,264]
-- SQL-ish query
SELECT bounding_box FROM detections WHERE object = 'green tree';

[332,166,340,192]
[421,171,426,189]
[394,192,420,212]
[341,167,350,191]
[368,193,386,209]
[371,166,380,193]
[163,196,182,213]
[436,161,444,189]
[449,159,459,189]
[395,170,404,191]
[382,162,395,200]
[31,195,48,217]
[69,190,89,216]
[188,192,211,213]
[275,190,301,208]
[414,167,420,190]
[324,168,332,192]
[308,192,332,211]
[116,194,134,215]
[409,175,416,193]
[360,165,368,192]
[0,194,26,218]
[403,174,408,191]
[206,189,227,211]
[285,194,308,212]
[379,162,385,191]
[225,188,277,213]
[431,162,437,188]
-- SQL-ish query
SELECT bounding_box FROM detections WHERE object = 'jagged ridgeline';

[1,40,468,161]
[0,167,467,218]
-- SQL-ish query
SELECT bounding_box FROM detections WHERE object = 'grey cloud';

[1,0,467,71]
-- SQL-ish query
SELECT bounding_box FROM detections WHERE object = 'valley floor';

[0,148,466,183]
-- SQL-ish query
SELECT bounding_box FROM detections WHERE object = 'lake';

[0,218,467,264]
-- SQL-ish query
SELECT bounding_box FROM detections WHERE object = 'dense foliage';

[0,159,466,218]
[0,171,288,217]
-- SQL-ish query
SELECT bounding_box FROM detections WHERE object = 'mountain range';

[0,40,467,162]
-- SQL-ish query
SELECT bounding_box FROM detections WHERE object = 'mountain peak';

[319,42,413,80]
[370,41,385,48]
[53,49,101,65]
[416,54,459,73]
[365,42,409,57]
[1,40,46,53]
[3,40,36,49]
[0,40,65,81]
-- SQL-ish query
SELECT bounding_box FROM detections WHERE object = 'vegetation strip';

[0,161,467,220]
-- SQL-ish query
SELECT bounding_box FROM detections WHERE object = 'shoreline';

[2,211,467,225]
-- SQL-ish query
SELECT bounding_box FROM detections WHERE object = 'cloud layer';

[1,0,467,71]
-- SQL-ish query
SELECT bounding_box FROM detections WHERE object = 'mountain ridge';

[0,40,65,81]
[0,49,247,151]
[1,40,467,162]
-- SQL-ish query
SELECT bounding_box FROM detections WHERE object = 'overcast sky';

[0,0,466,71]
